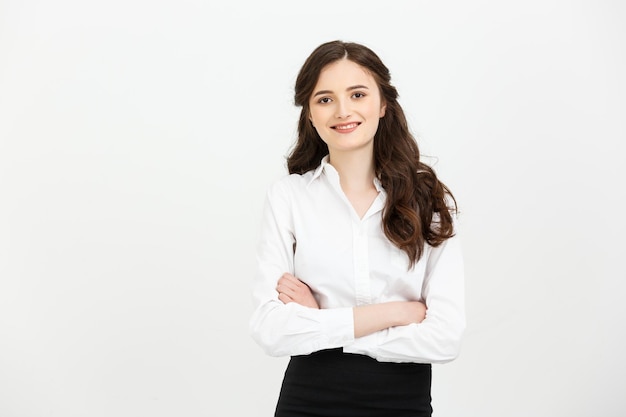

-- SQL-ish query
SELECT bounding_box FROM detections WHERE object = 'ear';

[379,102,387,118]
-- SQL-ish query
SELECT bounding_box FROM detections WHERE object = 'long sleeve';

[250,161,466,364]
[345,229,466,364]
[248,178,355,357]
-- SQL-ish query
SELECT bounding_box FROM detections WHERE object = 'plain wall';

[1,1,625,416]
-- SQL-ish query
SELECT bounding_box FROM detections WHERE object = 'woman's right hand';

[276,273,320,309]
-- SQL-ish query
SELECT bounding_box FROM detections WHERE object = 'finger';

[278,292,293,304]
[277,278,302,297]
[280,272,295,281]
[280,273,301,286]
[276,284,294,298]
[277,277,300,292]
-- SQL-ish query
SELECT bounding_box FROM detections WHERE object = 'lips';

[332,122,361,131]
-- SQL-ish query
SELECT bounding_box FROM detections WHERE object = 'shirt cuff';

[316,307,355,350]
[344,330,379,357]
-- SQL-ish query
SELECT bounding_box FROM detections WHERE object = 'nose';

[335,99,351,119]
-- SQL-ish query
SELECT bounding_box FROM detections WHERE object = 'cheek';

[309,108,329,126]
[368,105,383,120]
[370,119,381,134]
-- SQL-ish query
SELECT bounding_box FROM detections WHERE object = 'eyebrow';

[313,85,370,97]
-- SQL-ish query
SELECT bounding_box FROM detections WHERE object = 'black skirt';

[275,348,432,417]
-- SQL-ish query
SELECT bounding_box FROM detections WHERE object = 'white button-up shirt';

[249,156,465,363]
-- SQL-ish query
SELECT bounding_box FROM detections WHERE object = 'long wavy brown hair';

[287,40,457,267]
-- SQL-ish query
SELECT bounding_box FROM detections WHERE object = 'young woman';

[249,40,465,417]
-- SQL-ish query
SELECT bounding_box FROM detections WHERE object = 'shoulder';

[265,171,313,201]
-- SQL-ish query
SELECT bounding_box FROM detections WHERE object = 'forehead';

[314,59,377,89]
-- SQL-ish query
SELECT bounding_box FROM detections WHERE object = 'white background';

[1,1,625,416]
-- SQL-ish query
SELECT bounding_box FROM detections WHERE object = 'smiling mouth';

[332,122,361,130]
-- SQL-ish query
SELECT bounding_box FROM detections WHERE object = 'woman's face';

[309,59,386,156]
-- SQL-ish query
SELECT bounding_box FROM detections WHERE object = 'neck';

[328,147,376,192]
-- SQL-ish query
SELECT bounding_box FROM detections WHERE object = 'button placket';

[353,222,372,305]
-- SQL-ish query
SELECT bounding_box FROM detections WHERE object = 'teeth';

[336,123,358,130]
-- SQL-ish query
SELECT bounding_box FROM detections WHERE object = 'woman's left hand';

[276,273,320,309]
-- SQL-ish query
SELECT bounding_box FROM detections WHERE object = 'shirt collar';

[307,155,331,186]
[307,155,386,195]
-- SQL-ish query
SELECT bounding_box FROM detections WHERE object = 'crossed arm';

[276,273,427,338]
